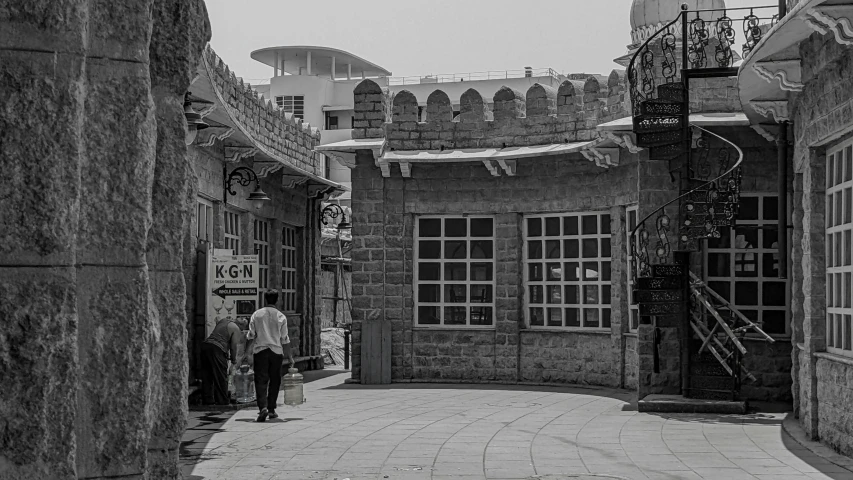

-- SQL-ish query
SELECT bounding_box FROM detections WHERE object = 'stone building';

[184,47,344,382]
[319,0,853,457]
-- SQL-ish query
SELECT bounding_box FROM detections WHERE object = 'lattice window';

[196,198,213,243]
[281,224,299,313]
[224,209,241,253]
[627,205,640,332]
[827,141,853,357]
[524,212,612,330]
[415,216,496,328]
[275,95,304,120]
[704,194,790,335]
[253,219,270,300]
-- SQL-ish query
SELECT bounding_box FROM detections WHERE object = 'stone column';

[494,213,521,382]
[0,1,210,477]
[0,1,88,477]
[800,149,827,438]
[145,1,211,478]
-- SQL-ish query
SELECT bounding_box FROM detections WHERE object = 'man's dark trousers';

[253,347,283,412]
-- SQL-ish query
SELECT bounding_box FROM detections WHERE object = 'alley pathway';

[181,370,853,480]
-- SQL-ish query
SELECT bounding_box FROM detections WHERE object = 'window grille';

[827,141,853,356]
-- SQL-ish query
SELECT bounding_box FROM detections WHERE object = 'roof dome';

[630,0,727,45]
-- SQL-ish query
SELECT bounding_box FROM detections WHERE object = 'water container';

[234,365,256,404]
[282,367,304,406]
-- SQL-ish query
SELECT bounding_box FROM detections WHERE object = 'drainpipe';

[778,122,789,279]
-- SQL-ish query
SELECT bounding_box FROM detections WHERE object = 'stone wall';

[790,28,853,454]
[202,46,326,177]
[625,334,639,390]
[349,147,640,386]
[352,73,628,149]
[0,0,210,478]
[815,356,853,456]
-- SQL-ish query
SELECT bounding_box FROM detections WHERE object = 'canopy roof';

[251,46,391,77]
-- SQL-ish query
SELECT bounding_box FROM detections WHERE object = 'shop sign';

[206,253,258,337]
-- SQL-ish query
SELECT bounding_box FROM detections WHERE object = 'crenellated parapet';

[353,71,629,151]
[201,45,326,177]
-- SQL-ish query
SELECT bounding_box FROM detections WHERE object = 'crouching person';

[247,291,295,422]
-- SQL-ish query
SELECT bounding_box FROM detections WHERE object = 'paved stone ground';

[181,369,853,480]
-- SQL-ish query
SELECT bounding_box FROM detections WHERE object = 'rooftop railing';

[387,68,564,86]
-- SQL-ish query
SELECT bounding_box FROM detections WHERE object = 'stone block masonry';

[351,71,628,151]
[0,1,210,478]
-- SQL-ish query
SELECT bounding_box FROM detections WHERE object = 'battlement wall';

[352,70,630,150]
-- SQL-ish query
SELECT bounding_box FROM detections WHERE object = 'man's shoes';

[256,408,268,423]
[268,410,278,419]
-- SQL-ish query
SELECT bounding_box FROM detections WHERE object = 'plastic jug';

[234,364,256,404]
[282,367,304,406]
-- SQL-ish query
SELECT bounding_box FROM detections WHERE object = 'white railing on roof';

[387,68,563,86]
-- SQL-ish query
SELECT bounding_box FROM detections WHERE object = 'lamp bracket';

[225,166,260,196]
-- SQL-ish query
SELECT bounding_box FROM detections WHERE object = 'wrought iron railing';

[627,5,779,114]
[630,126,744,280]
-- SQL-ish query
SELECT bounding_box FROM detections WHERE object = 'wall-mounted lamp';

[224,166,271,210]
[320,203,351,230]
[184,92,209,145]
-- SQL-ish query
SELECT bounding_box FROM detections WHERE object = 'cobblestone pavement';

[181,370,853,480]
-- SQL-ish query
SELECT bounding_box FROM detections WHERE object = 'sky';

[204,0,773,84]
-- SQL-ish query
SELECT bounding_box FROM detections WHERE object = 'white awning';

[322,105,353,112]
[315,138,385,153]
[381,142,594,163]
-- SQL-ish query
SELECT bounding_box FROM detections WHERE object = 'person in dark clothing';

[200,316,242,405]
[247,291,294,422]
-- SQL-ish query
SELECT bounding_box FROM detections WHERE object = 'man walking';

[247,291,295,422]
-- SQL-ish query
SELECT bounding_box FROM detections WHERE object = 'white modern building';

[250,45,593,201]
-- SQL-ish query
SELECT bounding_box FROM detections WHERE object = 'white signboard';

[206,254,259,338]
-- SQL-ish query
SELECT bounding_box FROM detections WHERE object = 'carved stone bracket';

[603,131,642,154]
[196,103,216,118]
[224,145,257,163]
[483,160,501,176]
[752,125,777,142]
[282,174,310,189]
[497,159,517,176]
[254,161,285,178]
[751,100,791,122]
[376,157,391,177]
[331,152,356,169]
[308,184,336,200]
[399,161,411,178]
[805,5,853,46]
[753,59,804,92]
[195,126,234,147]
[581,147,618,168]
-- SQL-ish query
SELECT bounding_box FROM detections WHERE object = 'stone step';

[634,114,682,134]
[658,83,685,101]
[636,129,683,148]
[688,388,739,402]
[638,394,747,413]
[640,99,686,117]
[636,276,683,290]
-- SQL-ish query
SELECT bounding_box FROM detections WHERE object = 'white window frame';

[281,224,299,313]
[827,140,853,357]
[523,211,612,331]
[414,215,496,329]
[253,219,270,299]
[224,209,241,254]
[196,198,213,243]
[703,193,791,337]
[626,205,640,333]
[275,95,305,120]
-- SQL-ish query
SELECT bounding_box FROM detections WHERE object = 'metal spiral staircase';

[627,5,779,400]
